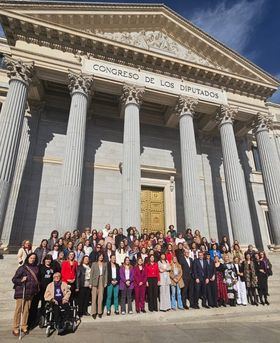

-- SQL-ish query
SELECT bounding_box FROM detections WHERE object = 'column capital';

[216,104,238,127]
[120,84,145,107]
[68,72,93,97]
[175,96,198,118]
[252,112,273,134]
[5,56,34,86]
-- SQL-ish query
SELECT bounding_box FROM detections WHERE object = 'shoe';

[92,314,97,320]
[98,314,102,318]
[22,330,29,335]
[194,305,200,309]
[84,312,91,316]
[136,310,140,313]
[141,309,146,313]
[57,328,64,335]
[265,300,270,305]
[107,311,111,316]
[121,311,126,315]
[12,331,19,337]
[261,301,265,306]
[184,305,189,310]
[128,311,133,314]
[222,303,227,307]
[115,311,120,315]
[202,305,210,309]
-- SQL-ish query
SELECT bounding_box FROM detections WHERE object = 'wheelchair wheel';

[39,314,45,328]
[46,325,52,337]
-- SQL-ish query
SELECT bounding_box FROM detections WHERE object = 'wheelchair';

[39,300,80,337]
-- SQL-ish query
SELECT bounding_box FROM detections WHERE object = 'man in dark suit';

[205,252,217,307]
[179,249,194,309]
[193,251,210,308]
[89,244,102,263]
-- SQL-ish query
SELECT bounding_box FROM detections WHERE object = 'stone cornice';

[0,7,278,100]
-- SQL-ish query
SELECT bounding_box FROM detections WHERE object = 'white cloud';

[190,0,265,54]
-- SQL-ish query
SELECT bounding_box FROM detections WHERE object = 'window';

[265,211,275,245]
[252,145,262,172]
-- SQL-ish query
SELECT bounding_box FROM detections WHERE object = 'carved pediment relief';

[86,29,222,70]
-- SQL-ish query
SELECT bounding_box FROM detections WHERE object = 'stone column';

[217,105,254,245]
[253,113,280,247]
[56,72,93,231]
[0,57,34,234]
[120,84,144,231]
[175,96,204,230]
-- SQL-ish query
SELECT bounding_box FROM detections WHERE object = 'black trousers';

[53,303,71,330]
[207,281,217,307]
[77,287,91,315]
[147,278,158,312]
[194,280,207,306]
[181,279,194,308]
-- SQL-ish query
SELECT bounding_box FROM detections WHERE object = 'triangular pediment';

[90,29,219,70]
[0,1,278,92]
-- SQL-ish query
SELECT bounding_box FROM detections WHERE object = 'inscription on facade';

[82,58,227,105]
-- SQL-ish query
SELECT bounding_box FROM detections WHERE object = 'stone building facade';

[0,1,279,250]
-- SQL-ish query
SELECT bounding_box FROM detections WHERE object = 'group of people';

[12,224,273,337]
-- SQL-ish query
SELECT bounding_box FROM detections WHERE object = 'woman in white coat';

[158,252,171,311]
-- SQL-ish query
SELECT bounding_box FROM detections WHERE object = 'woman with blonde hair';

[17,240,32,266]
[170,255,184,310]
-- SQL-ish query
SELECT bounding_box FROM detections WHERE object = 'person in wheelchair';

[44,272,71,334]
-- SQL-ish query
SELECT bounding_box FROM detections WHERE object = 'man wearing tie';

[193,251,210,309]
[179,249,194,309]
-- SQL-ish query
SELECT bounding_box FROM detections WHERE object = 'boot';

[264,296,270,305]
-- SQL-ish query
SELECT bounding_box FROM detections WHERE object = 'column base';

[268,244,280,252]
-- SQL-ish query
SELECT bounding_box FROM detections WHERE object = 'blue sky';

[1,0,279,102]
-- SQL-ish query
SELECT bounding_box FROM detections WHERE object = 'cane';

[19,281,26,340]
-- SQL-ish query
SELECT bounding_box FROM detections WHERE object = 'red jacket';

[134,265,147,286]
[165,251,174,264]
[61,260,78,283]
[145,263,160,281]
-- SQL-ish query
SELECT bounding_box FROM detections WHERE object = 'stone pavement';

[1,253,280,342]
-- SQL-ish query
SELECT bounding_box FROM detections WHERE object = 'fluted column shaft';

[56,73,92,230]
[121,85,144,231]
[217,105,254,245]
[176,96,204,230]
[0,58,34,234]
[254,114,280,246]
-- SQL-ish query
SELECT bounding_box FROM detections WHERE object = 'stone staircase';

[1,253,280,328]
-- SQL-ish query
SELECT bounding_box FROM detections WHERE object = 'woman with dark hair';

[61,251,78,303]
[75,242,85,265]
[232,243,243,261]
[34,239,49,265]
[104,242,114,262]
[83,239,93,257]
[47,230,59,250]
[158,253,171,312]
[52,251,65,273]
[63,231,72,247]
[185,228,193,246]
[200,237,209,252]
[190,242,199,260]
[127,227,136,247]
[223,255,237,306]
[106,254,120,315]
[146,255,160,312]
[49,243,60,261]
[89,232,98,248]
[120,256,134,314]
[233,256,247,306]
[255,253,269,305]
[168,225,177,239]
[214,255,228,307]
[57,238,64,252]
[193,229,202,245]
[116,241,129,266]
[36,254,55,319]
[76,255,91,316]
[220,235,231,253]
[12,253,39,336]
[134,257,147,313]
[243,253,258,305]
[175,242,184,261]
[175,232,185,246]
[90,253,107,319]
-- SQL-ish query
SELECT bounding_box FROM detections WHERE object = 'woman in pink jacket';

[134,257,147,313]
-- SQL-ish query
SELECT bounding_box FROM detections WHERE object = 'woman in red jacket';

[146,255,160,312]
[61,251,78,303]
[134,257,147,313]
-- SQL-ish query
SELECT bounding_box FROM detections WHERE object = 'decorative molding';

[91,29,218,69]
[68,72,93,96]
[120,84,145,107]
[4,56,34,86]
[216,104,238,127]
[175,96,198,118]
[252,112,273,134]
